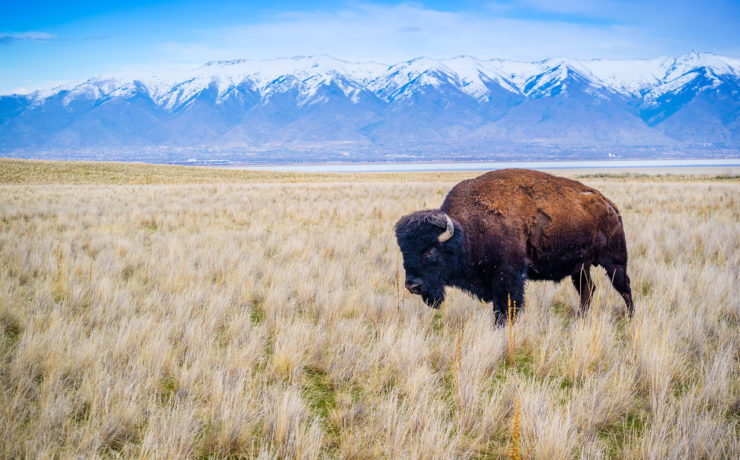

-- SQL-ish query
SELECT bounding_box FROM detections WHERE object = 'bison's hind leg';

[600,259,635,317]
[571,266,595,315]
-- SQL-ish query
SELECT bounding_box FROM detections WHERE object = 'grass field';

[1,159,738,458]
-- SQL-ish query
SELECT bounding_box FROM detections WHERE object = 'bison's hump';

[441,169,622,241]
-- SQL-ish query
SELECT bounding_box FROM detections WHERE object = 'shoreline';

[223,158,740,173]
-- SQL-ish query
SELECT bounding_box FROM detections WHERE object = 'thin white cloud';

[0,32,55,45]
[0,31,108,46]
[156,2,662,64]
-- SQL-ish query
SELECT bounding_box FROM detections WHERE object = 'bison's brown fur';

[395,168,634,320]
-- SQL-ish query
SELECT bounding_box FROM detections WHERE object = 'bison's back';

[442,169,625,266]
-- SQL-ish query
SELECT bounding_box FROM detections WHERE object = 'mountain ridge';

[2,52,739,163]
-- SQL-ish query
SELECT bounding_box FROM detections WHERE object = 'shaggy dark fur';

[395,169,634,322]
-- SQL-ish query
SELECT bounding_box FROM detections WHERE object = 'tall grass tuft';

[511,395,522,460]
[507,294,517,366]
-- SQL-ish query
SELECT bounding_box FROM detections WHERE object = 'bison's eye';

[423,247,439,261]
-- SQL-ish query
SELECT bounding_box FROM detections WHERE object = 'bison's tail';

[598,226,634,315]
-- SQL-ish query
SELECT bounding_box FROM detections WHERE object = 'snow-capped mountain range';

[2,52,739,162]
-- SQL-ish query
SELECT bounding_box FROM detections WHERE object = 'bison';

[395,169,634,321]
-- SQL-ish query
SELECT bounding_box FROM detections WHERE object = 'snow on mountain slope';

[434,56,521,99]
[2,52,739,159]
[16,52,740,109]
[145,55,389,109]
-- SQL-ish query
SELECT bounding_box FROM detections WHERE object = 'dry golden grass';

[0,158,485,185]
[1,160,738,458]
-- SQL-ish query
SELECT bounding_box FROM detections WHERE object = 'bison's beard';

[420,284,445,309]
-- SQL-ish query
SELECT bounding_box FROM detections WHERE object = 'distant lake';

[230,159,740,173]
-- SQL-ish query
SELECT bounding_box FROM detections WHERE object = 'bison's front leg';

[491,269,526,326]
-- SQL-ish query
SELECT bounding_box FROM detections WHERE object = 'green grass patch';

[485,349,575,398]
[302,367,337,421]
[431,311,444,333]
[598,409,648,458]
[552,301,569,317]
[157,373,177,406]
[0,312,22,353]
[73,400,91,424]
[301,367,340,450]
[140,217,159,232]
[559,377,574,390]
[250,302,265,324]
[501,349,535,379]
[484,350,536,392]
[640,281,651,297]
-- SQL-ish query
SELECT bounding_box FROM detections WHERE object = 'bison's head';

[394,210,462,308]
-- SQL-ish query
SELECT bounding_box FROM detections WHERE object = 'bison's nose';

[405,279,423,294]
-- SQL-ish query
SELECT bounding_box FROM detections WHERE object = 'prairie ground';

[0,160,738,459]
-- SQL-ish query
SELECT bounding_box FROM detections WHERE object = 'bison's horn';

[438,214,454,243]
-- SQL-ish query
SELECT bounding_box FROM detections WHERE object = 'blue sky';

[2,0,739,93]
